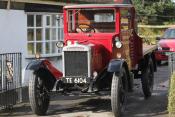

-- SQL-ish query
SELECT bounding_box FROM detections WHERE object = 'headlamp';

[56,41,64,48]
[157,44,162,50]
[115,37,122,48]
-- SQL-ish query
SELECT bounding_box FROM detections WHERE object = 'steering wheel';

[76,24,95,33]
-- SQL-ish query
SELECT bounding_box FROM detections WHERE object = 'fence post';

[169,53,172,75]
[19,53,22,103]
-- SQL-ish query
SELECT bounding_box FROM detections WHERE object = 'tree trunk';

[142,0,145,6]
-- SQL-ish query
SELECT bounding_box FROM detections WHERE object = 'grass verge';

[168,73,175,117]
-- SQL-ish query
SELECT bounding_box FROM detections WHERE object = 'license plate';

[165,52,171,55]
[62,77,88,84]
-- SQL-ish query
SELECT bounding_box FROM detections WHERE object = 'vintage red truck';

[26,1,157,117]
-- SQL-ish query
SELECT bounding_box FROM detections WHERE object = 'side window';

[120,9,131,31]
[68,10,74,33]
[27,14,64,57]
[94,13,114,22]
[68,9,115,33]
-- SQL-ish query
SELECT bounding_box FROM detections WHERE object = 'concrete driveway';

[0,64,169,117]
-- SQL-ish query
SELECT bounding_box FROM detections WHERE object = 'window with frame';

[120,9,131,31]
[68,9,115,33]
[27,14,63,57]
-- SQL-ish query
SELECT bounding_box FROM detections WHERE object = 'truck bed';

[143,44,157,56]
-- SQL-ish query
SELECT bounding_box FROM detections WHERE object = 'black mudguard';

[26,60,44,71]
[26,59,57,90]
[107,59,125,74]
[107,59,133,91]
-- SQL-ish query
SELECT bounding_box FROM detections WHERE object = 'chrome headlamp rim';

[56,41,64,48]
[115,37,122,48]
[157,44,162,50]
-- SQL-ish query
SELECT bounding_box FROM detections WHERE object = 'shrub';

[138,26,167,44]
[168,73,175,116]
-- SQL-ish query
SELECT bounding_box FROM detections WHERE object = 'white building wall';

[0,9,63,87]
[0,10,27,54]
[0,9,28,86]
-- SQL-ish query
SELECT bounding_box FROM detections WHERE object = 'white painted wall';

[0,9,28,86]
[0,9,63,87]
[0,10,27,54]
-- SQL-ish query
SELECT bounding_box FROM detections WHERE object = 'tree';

[132,0,175,24]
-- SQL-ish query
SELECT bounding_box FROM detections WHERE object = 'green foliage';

[133,0,175,24]
[138,26,166,44]
[168,73,175,116]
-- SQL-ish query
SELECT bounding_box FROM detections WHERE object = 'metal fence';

[0,53,22,109]
[168,52,175,75]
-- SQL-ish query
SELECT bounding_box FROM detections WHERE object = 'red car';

[155,27,175,64]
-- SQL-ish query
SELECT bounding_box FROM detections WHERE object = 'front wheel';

[29,72,50,115]
[157,60,161,66]
[141,58,154,98]
[111,68,127,117]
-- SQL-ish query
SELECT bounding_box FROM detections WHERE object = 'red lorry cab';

[63,4,143,72]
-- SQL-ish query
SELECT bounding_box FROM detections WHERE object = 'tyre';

[29,72,50,115]
[141,58,154,98]
[111,68,127,117]
[157,60,161,66]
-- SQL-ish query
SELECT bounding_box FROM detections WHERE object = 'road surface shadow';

[0,88,168,117]
[0,103,32,116]
[123,90,168,117]
[0,65,169,117]
[48,98,112,115]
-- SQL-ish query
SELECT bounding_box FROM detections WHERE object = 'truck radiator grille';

[64,51,88,77]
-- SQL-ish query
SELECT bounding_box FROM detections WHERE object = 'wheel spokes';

[119,79,126,110]
[35,77,49,106]
[148,67,153,89]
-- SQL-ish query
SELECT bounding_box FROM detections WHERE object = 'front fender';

[107,59,133,91]
[26,59,62,79]
[26,60,43,71]
[107,59,125,74]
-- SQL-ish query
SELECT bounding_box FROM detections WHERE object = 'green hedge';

[138,26,167,44]
[168,73,175,117]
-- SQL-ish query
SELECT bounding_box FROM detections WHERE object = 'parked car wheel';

[141,58,154,98]
[157,60,161,66]
[29,72,50,115]
[111,68,127,117]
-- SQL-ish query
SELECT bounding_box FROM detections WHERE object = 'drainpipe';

[7,0,11,10]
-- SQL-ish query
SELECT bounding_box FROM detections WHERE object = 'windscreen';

[163,29,175,39]
[68,9,115,33]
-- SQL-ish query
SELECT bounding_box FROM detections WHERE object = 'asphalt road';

[0,64,170,117]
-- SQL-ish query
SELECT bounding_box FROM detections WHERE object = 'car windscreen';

[67,8,115,33]
[163,29,175,39]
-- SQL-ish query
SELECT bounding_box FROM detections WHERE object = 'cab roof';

[64,4,134,9]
